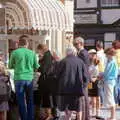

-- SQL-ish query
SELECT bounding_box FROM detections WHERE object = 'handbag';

[97,80,104,88]
[0,75,12,103]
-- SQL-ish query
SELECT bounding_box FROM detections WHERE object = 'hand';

[36,72,41,77]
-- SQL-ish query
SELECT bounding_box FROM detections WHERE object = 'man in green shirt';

[9,35,39,120]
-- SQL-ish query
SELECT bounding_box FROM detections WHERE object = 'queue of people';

[0,35,120,120]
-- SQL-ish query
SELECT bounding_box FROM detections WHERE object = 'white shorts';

[103,83,115,107]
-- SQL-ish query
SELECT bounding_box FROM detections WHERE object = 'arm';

[82,62,90,88]
[33,53,40,71]
[104,61,118,80]
[42,52,52,74]
[78,50,90,67]
[9,52,15,69]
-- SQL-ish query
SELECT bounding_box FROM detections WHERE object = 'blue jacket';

[104,58,118,84]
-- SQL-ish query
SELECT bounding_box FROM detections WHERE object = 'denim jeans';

[114,76,120,104]
[15,80,34,120]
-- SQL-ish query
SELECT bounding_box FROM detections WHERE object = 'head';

[18,35,29,48]
[52,51,60,61]
[73,37,84,50]
[88,49,97,60]
[96,41,104,51]
[105,48,116,59]
[37,44,48,55]
[66,47,76,57]
[112,40,120,49]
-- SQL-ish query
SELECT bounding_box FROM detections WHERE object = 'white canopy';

[5,0,73,31]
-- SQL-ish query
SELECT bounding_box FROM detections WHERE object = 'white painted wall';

[101,9,120,24]
[76,0,97,8]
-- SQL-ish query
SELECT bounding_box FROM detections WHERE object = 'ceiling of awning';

[4,0,73,31]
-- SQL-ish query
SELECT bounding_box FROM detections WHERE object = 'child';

[88,49,102,119]
[104,48,118,120]
[0,61,9,120]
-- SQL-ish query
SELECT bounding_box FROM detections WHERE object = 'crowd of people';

[0,35,120,120]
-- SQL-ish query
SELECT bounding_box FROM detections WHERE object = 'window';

[86,0,90,3]
[101,0,120,7]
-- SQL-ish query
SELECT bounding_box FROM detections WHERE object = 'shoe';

[96,116,105,120]
[106,118,116,120]
[52,117,59,120]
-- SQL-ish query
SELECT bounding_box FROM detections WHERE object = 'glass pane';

[101,0,119,6]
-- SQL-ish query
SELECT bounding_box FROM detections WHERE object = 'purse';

[97,80,104,88]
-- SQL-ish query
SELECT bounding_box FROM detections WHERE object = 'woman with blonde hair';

[88,49,104,119]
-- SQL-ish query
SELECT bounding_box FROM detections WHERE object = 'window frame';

[101,0,120,7]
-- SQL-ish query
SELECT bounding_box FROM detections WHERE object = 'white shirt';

[97,49,107,66]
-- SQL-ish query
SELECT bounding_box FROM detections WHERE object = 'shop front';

[0,0,73,58]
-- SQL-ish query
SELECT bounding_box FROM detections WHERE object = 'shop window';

[104,33,116,49]
[101,0,120,7]
[86,0,91,3]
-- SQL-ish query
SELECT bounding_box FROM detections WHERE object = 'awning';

[25,0,73,31]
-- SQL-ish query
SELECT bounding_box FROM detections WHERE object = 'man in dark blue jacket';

[73,37,90,120]
[57,48,89,120]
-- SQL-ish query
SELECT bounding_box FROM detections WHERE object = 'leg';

[42,95,53,119]
[92,97,96,116]
[15,81,27,120]
[110,106,116,119]
[35,105,40,120]
[25,81,34,120]
[83,89,90,120]
[104,83,116,119]
[76,112,82,120]
[96,97,101,116]
[99,87,104,106]
[0,112,4,120]
[65,110,72,120]
[3,111,7,120]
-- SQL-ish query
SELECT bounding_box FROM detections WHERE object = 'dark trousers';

[15,80,34,120]
[83,89,90,120]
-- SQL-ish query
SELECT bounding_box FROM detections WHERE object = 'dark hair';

[19,35,29,46]
[105,48,116,56]
[19,35,29,40]
[112,40,120,49]
[37,44,48,51]
[96,41,104,49]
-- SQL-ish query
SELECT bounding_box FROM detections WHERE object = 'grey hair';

[66,47,75,55]
[74,37,84,44]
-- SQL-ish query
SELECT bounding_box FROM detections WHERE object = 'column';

[56,30,62,57]
[62,30,66,57]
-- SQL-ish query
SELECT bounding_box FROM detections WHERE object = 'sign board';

[0,8,6,34]
[74,14,97,24]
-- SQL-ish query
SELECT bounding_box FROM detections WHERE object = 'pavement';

[90,107,120,120]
